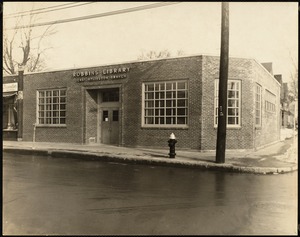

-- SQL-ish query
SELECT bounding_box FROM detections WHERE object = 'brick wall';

[201,56,254,150]
[252,60,281,148]
[122,56,203,149]
[22,70,84,143]
[9,54,280,150]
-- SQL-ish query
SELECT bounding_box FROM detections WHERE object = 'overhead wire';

[4,2,96,19]
[4,2,81,16]
[5,2,181,30]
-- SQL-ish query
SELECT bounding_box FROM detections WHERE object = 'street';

[3,152,298,235]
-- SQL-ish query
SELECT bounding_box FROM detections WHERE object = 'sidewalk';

[3,134,298,174]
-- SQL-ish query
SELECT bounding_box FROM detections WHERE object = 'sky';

[3,2,298,83]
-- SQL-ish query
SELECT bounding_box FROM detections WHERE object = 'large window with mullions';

[37,88,66,125]
[214,79,241,127]
[142,81,188,127]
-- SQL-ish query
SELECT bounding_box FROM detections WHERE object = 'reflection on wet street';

[3,152,297,235]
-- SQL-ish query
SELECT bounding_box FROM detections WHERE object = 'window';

[255,84,262,126]
[265,90,276,113]
[143,81,188,127]
[3,96,17,130]
[102,89,119,102]
[37,89,66,125]
[214,79,241,127]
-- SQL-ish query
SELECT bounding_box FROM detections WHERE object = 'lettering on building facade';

[73,67,130,82]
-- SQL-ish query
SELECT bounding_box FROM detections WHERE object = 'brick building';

[3,55,281,150]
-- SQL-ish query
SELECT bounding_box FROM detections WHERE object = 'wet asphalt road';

[3,152,298,235]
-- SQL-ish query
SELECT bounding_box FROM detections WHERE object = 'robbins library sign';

[73,67,130,82]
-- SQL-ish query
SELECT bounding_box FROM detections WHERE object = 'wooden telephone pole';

[216,2,229,163]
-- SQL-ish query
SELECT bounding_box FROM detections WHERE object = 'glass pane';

[147,84,154,91]
[39,91,45,97]
[46,91,52,97]
[103,111,108,121]
[228,117,235,124]
[166,100,172,107]
[177,82,186,90]
[155,109,159,116]
[53,90,59,96]
[113,110,119,121]
[166,83,172,90]
[145,117,153,124]
[60,118,66,124]
[160,92,165,99]
[60,104,66,110]
[146,101,154,108]
[177,117,186,124]
[53,118,59,124]
[228,108,236,116]
[166,109,172,115]
[155,92,160,99]
[146,109,154,116]
[53,104,59,110]
[146,92,154,100]
[53,97,59,103]
[166,91,172,98]
[39,98,44,104]
[60,97,66,103]
[177,108,186,115]
[160,83,165,90]
[60,111,66,117]
[177,91,186,98]
[177,99,186,107]
[160,109,164,116]
[60,90,66,96]
[160,100,164,107]
[160,117,164,124]
[166,117,171,124]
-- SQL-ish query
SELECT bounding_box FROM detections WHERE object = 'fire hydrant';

[168,133,177,158]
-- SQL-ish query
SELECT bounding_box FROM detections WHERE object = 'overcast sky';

[3,2,298,82]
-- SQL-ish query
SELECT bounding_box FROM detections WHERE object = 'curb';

[3,147,297,175]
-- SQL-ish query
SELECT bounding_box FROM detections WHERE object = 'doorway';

[97,87,120,145]
[101,108,119,144]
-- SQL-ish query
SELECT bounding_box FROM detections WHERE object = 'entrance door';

[101,108,119,145]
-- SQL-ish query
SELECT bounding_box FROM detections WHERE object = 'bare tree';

[137,49,185,60]
[288,56,298,102]
[3,5,56,75]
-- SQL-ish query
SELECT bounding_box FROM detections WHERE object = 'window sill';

[36,124,67,128]
[142,125,188,130]
[3,129,18,132]
[214,126,241,130]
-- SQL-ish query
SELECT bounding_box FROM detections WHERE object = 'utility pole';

[216,2,229,163]
[17,65,24,141]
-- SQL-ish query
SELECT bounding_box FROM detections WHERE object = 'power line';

[5,2,181,30]
[4,2,95,19]
[4,2,80,16]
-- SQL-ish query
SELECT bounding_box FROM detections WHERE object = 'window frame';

[36,88,67,126]
[255,83,262,127]
[214,79,241,128]
[142,80,189,128]
[265,89,276,113]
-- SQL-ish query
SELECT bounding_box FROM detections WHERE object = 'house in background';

[273,74,295,128]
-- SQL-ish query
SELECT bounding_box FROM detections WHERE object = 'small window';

[103,111,108,121]
[113,110,119,121]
